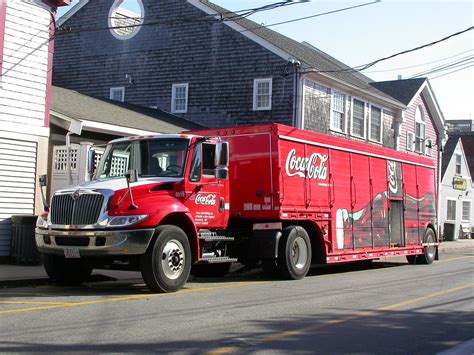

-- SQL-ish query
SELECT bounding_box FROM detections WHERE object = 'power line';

[302,26,474,74]
[57,1,303,35]
[410,56,474,78]
[429,64,474,80]
[238,1,380,33]
[362,49,474,73]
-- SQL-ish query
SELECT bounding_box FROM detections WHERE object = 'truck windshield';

[95,138,189,179]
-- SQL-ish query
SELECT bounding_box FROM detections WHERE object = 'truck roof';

[109,133,197,144]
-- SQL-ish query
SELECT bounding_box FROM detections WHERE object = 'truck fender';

[158,212,200,262]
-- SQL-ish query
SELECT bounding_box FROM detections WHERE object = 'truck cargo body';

[193,124,437,263]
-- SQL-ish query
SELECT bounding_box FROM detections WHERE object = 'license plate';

[64,248,80,259]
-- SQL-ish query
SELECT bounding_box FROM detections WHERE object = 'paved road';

[0,249,472,354]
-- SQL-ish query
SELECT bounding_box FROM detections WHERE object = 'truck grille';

[50,193,104,226]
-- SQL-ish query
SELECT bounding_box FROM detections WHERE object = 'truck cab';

[36,134,231,292]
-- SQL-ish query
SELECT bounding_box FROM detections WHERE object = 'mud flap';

[249,230,282,259]
[435,246,439,260]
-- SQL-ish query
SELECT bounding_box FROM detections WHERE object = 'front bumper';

[35,228,155,256]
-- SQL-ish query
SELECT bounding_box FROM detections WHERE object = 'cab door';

[185,141,229,229]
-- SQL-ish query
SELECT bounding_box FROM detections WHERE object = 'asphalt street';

[0,248,472,354]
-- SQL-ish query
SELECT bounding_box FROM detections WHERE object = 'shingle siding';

[53,0,295,128]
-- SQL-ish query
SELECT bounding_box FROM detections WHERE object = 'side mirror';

[38,175,49,211]
[87,149,96,179]
[39,174,48,187]
[215,142,229,167]
[126,169,139,183]
[215,167,228,180]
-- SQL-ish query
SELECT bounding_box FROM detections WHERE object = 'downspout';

[291,60,301,128]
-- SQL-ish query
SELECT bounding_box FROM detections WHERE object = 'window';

[455,154,462,175]
[189,144,202,182]
[415,106,425,153]
[406,132,415,152]
[446,199,456,221]
[351,98,366,138]
[108,0,145,40]
[369,105,382,142]
[171,83,189,113]
[110,87,125,102]
[331,91,346,132]
[462,201,471,222]
[253,78,272,111]
[202,143,215,176]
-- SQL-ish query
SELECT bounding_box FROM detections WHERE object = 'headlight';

[36,214,48,229]
[107,214,148,228]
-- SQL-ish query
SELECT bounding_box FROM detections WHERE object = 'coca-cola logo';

[388,160,399,194]
[195,194,217,206]
[285,149,328,180]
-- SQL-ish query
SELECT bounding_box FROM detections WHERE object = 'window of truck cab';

[96,139,188,179]
[189,142,216,182]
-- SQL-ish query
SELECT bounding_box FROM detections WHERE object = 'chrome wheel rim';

[425,233,436,260]
[161,239,185,280]
[292,236,308,270]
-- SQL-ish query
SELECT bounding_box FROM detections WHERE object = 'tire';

[140,225,191,293]
[406,228,436,265]
[417,228,437,264]
[191,262,231,278]
[278,226,312,280]
[42,254,92,286]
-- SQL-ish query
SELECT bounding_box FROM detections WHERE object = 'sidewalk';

[0,239,472,288]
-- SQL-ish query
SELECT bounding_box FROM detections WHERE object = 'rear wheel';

[140,225,191,293]
[418,228,436,264]
[278,226,312,280]
[406,228,437,265]
[42,254,92,286]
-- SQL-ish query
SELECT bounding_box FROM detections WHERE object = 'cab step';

[198,256,238,264]
[198,230,234,242]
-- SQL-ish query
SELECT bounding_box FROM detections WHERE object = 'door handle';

[219,197,225,213]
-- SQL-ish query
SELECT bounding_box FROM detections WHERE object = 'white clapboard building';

[0,0,70,257]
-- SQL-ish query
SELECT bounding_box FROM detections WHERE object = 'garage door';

[0,138,37,256]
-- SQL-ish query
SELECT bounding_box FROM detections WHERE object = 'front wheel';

[140,225,191,293]
[278,226,312,280]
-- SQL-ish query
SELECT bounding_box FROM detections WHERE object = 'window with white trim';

[369,105,382,142]
[446,199,456,221]
[415,106,426,153]
[406,132,415,151]
[110,87,125,102]
[253,78,272,111]
[455,154,462,175]
[462,200,471,222]
[351,98,366,138]
[171,83,189,113]
[331,91,346,132]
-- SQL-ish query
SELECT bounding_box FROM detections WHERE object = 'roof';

[197,0,404,107]
[441,136,459,180]
[51,86,204,134]
[370,78,427,106]
[441,132,474,180]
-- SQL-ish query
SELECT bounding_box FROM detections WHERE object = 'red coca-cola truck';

[36,123,438,292]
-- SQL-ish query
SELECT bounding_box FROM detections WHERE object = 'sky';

[57,0,474,121]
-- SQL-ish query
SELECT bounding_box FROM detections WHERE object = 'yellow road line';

[206,283,474,354]
[0,281,270,316]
